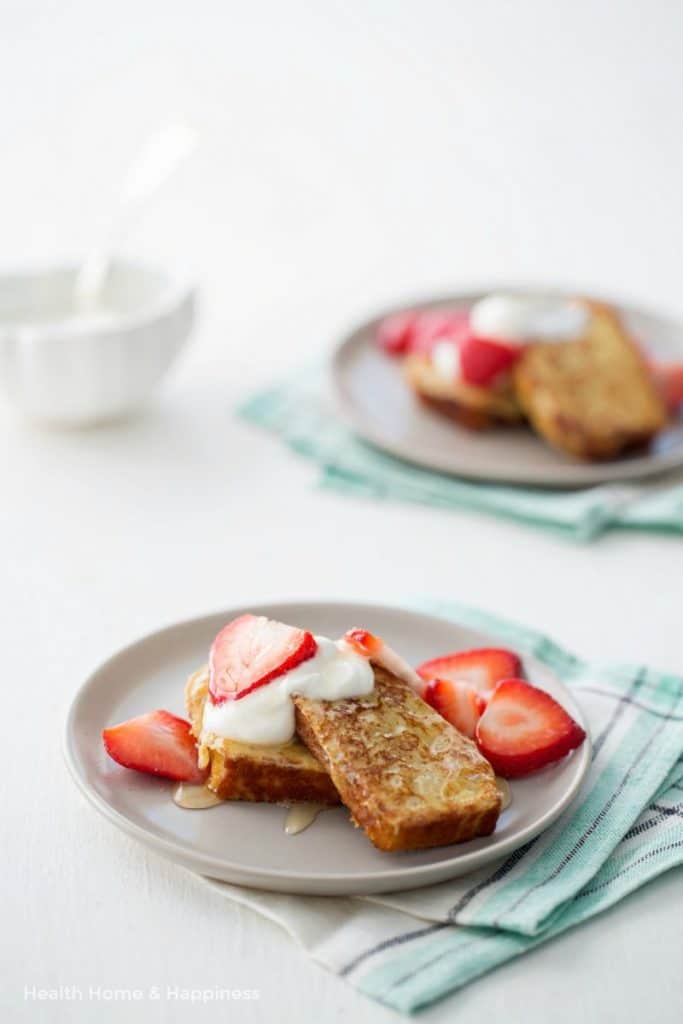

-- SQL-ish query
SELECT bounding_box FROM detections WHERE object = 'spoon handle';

[74,120,197,311]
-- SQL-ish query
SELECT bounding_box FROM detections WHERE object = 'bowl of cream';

[0,261,195,425]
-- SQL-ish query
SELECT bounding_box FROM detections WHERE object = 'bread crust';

[205,748,340,804]
[294,665,501,852]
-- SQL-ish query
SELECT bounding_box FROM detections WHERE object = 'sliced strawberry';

[459,332,522,386]
[343,628,383,657]
[209,614,317,705]
[376,311,419,355]
[409,309,469,356]
[343,628,427,696]
[417,647,522,701]
[102,710,207,783]
[653,361,683,413]
[475,678,586,778]
[376,308,470,358]
[377,305,524,386]
[425,678,485,738]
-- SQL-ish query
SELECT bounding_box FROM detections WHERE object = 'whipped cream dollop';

[201,635,374,746]
[469,294,589,343]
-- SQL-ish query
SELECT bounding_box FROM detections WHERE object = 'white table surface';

[2,2,682,1021]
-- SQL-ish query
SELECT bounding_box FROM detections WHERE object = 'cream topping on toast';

[470,294,590,343]
[201,636,373,746]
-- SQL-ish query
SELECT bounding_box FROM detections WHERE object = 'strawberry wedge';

[376,311,420,355]
[343,628,426,696]
[102,710,207,783]
[408,310,469,356]
[209,614,317,705]
[343,628,383,658]
[458,332,522,386]
[375,308,469,358]
[653,361,683,413]
[475,679,586,778]
[417,648,522,701]
[425,678,485,739]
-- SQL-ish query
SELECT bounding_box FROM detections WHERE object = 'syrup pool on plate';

[173,783,223,809]
[284,803,329,835]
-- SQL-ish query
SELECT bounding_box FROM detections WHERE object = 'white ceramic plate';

[332,289,683,487]
[64,601,590,895]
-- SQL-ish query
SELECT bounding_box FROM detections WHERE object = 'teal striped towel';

[200,599,683,1015]
[239,372,683,541]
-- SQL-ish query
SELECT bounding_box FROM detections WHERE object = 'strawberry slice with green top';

[208,614,317,705]
[425,678,485,738]
[102,710,207,783]
[417,647,522,701]
[475,678,586,778]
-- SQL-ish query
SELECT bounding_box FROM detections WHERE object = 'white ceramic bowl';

[0,262,195,425]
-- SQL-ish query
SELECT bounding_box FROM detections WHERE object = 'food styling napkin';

[199,599,683,1015]
[239,371,683,541]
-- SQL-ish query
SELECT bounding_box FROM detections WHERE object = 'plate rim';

[330,286,683,488]
[63,599,591,893]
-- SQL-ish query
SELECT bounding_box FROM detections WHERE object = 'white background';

[2,1,681,1021]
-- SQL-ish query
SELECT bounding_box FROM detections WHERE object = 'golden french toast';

[185,668,340,805]
[513,303,668,460]
[403,353,523,430]
[294,664,501,852]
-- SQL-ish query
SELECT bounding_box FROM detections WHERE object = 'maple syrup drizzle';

[173,783,223,809]
[284,803,327,835]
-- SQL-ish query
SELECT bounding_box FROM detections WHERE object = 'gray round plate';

[331,289,683,487]
[64,601,590,895]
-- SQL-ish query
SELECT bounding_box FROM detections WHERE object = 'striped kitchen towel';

[200,599,683,1014]
[239,370,683,541]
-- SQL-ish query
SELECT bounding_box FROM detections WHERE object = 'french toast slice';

[185,668,340,805]
[513,303,668,460]
[404,353,523,430]
[294,664,501,852]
